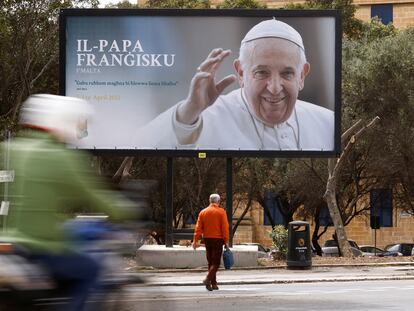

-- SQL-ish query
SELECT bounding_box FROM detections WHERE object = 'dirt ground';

[259,255,414,267]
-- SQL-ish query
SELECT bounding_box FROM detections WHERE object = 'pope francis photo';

[134,19,334,151]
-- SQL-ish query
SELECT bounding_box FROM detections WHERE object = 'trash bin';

[287,221,312,269]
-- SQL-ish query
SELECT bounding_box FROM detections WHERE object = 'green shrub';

[269,225,288,256]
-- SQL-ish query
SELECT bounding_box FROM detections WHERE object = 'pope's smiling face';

[234,38,309,126]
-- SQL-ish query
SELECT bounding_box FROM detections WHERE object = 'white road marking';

[121,283,414,302]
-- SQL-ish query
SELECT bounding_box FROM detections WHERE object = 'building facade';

[233,200,414,251]
[209,0,414,28]
[353,0,414,28]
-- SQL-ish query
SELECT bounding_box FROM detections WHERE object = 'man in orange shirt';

[193,194,230,291]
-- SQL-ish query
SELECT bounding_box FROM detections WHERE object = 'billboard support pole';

[226,157,233,247]
[165,157,173,247]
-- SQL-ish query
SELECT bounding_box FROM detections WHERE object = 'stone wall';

[355,0,414,28]
[390,3,414,28]
[234,201,414,250]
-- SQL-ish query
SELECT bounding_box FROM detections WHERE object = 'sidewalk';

[137,262,414,286]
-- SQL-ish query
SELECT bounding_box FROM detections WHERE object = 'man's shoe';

[203,279,213,291]
[212,284,219,290]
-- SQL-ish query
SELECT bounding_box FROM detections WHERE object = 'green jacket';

[1,129,130,253]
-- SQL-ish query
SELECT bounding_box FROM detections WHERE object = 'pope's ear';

[300,62,310,90]
[233,59,244,87]
[302,62,310,78]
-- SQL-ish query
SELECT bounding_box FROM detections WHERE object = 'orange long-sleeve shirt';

[194,203,229,244]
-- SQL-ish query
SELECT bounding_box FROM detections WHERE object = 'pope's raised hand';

[176,48,236,125]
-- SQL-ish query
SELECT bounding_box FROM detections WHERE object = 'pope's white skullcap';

[241,19,304,51]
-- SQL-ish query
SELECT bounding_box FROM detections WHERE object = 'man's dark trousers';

[204,238,224,285]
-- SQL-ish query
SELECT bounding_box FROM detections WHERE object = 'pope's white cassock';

[132,88,334,151]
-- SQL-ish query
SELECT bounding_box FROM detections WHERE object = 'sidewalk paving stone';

[134,262,414,287]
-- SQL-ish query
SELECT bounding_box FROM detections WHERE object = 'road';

[95,279,414,311]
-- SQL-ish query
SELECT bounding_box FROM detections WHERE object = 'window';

[263,191,284,226]
[385,244,399,252]
[318,205,333,227]
[185,214,196,225]
[371,4,393,25]
[370,188,393,227]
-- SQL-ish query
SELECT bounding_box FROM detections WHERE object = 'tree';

[104,0,140,8]
[285,0,364,39]
[232,158,315,238]
[0,0,98,136]
[143,0,210,8]
[101,156,228,244]
[325,117,379,257]
[270,7,409,258]
[171,158,227,229]
[280,159,328,254]
[323,21,411,257]
[342,26,414,215]
[217,0,266,9]
[232,158,281,236]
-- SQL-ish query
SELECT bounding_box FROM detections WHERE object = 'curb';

[143,275,414,287]
[132,261,414,273]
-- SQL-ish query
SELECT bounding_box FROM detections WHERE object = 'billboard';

[60,9,341,157]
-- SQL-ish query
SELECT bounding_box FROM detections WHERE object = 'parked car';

[383,243,414,256]
[359,245,385,257]
[322,239,363,257]
[238,243,270,258]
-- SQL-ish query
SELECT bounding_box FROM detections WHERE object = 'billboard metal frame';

[59,8,342,158]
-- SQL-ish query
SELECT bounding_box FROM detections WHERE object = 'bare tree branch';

[324,116,380,257]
